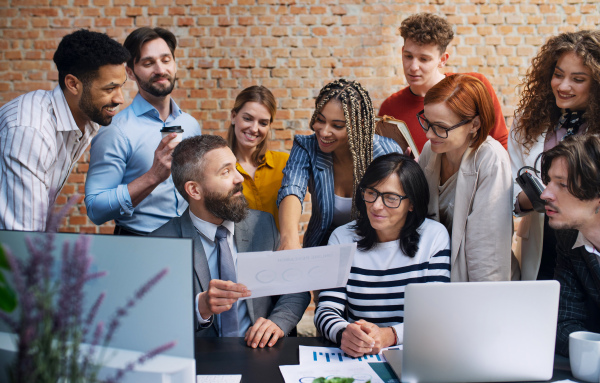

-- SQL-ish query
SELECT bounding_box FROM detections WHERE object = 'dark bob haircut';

[53,29,130,90]
[540,134,600,201]
[353,153,430,258]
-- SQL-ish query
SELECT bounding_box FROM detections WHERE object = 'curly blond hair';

[514,30,600,153]
[400,13,454,52]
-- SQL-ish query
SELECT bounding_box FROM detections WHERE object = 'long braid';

[310,79,375,219]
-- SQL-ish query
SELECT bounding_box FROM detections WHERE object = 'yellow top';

[236,150,289,230]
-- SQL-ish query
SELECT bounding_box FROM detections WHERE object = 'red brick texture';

[0,0,598,234]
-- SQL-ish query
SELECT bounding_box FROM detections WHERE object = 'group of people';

[0,13,599,360]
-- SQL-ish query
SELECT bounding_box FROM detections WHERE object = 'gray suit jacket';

[150,208,310,337]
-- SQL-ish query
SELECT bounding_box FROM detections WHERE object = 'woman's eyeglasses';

[360,187,408,209]
[416,110,475,139]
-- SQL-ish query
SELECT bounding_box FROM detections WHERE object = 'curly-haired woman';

[509,30,600,280]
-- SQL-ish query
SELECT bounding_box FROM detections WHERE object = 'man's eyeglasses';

[416,110,475,139]
[360,187,409,209]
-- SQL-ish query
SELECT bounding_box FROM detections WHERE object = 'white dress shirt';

[0,86,99,231]
[573,231,600,261]
[189,210,252,336]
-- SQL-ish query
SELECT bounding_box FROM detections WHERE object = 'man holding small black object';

[151,135,310,347]
[538,135,600,356]
[85,27,201,235]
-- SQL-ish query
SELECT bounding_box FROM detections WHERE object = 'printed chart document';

[298,346,403,365]
[280,346,401,383]
[237,243,356,299]
[280,362,386,383]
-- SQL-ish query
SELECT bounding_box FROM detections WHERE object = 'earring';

[595,206,599,214]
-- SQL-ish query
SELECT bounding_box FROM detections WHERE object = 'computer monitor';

[0,230,195,382]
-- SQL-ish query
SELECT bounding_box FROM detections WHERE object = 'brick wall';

[0,0,598,234]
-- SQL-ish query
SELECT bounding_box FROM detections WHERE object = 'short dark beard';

[79,83,115,126]
[204,183,248,223]
[133,71,176,97]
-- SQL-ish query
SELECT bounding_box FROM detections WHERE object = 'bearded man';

[85,27,201,235]
[150,135,310,347]
[0,29,129,231]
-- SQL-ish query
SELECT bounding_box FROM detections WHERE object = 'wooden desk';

[195,337,582,383]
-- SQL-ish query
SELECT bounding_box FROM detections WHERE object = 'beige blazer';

[507,121,545,280]
[420,136,513,282]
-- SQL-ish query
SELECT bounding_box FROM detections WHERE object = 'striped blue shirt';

[277,134,401,247]
[315,218,451,345]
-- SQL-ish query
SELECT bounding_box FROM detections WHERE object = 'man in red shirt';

[379,13,508,152]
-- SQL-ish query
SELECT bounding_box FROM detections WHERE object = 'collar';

[573,231,600,256]
[130,93,182,120]
[189,210,235,242]
[263,150,275,169]
[424,138,480,176]
[314,136,334,171]
[52,86,99,135]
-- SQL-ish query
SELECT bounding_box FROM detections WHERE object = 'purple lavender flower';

[83,292,105,339]
[103,268,169,346]
[104,341,177,383]
[1,199,175,383]
[80,321,105,375]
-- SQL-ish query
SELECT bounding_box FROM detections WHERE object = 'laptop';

[0,230,196,383]
[383,281,560,383]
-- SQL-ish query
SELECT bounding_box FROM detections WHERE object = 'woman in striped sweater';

[315,153,451,357]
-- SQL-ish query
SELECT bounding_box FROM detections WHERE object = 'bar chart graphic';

[312,351,383,363]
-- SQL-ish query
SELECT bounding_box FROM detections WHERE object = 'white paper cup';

[160,126,184,144]
[569,331,600,382]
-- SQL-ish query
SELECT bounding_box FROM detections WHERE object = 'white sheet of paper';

[280,362,384,383]
[236,243,356,299]
[298,345,402,365]
[196,375,241,383]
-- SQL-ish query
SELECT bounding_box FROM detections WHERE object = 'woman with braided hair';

[509,30,600,280]
[277,79,401,250]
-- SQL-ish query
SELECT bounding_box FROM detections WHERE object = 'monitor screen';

[0,231,194,360]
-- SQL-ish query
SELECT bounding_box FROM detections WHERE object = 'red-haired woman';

[417,74,513,282]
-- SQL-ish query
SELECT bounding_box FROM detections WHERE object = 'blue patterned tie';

[215,225,239,337]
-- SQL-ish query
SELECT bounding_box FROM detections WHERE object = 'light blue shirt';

[84,93,201,234]
[189,210,252,337]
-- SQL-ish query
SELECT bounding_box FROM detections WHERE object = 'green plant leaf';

[0,244,8,269]
[0,244,17,312]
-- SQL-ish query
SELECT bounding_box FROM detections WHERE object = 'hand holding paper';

[198,279,251,318]
[236,243,356,299]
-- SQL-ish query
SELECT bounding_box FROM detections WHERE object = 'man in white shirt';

[539,135,600,356]
[0,29,130,231]
[151,135,309,348]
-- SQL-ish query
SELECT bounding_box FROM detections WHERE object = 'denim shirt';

[85,93,201,234]
[277,134,402,247]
